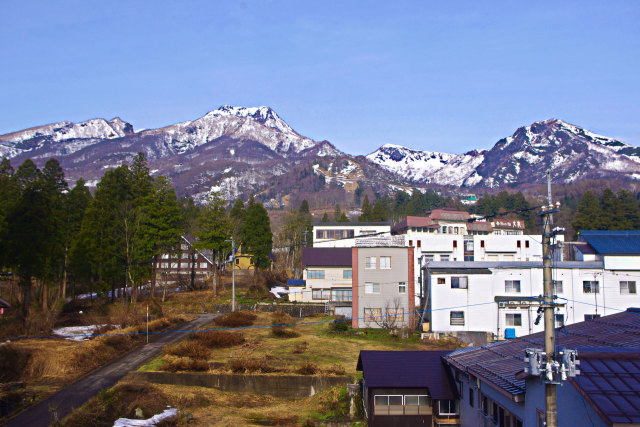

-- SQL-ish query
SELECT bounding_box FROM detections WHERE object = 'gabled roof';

[302,247,352,267]
[444,308,640,402]
[357,350,456,399]
[580,231,640,255]
[427,209,471,221]
[312,221,391,227]
[0,297,11,309]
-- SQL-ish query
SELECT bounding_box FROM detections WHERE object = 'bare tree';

[365,298,405,331]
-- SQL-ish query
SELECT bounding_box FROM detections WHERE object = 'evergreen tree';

[0,158,17,269]
[241,201,273,270]
[321,213,330,222]
[371,198,388,221]
[338,212,350,222]
[299,199,310,215]
[359,195,372,221]
[617,190,640,230]
[599,189,620,230]
[572,191,602,237]
[229,197,245,238]
[333,204,342,222]
[194,193,230,293]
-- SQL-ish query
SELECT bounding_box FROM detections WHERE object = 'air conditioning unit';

[498,302,506,308]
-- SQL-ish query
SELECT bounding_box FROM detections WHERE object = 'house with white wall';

[312,222,392,247]
[298,247,352,316]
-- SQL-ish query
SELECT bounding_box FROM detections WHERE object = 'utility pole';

[231,237,235,312]
[541,201,557,427]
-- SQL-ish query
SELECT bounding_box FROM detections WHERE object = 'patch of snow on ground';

[113,407,178,427]
[53,325,109,341]
[270,286,289,298]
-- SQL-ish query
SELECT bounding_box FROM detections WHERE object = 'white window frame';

[343,269,352,279]
[439,399,459,415]
[553,280,563,294]
[620,281,637,295]
[398,282,407,294]
[312,289,331,300]
[506,312,522,327]
[450,311,465,326]
[365,256,377,269]
[307,270,325,279]
[365,282,380,294]
[505,280,521,293]
[583,281,600,294]
[380,256,391,269]
[440,254,450,261]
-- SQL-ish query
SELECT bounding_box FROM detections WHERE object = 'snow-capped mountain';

[367,119,640,187]
[143,105,316,156]
[0,117,134,159]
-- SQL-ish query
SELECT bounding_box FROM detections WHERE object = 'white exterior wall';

[429,263,640,338]
[313,224,391,247]
[301,265,352,303]
[472,235,544,262]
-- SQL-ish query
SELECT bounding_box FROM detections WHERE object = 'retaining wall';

[131,372,347,399]
[210,303,326,318]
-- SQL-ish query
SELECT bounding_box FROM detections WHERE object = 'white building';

[313,222,392,248]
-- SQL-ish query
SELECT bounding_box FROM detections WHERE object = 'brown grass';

[190,331,245,348]
[213,311,257,327]
[270,311,299,338]
[296,361,318,375]
[165,341,210,359]
[227,358,276,374]
[160,355,209,372]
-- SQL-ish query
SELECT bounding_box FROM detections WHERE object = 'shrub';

[165,341,209,359]
[292,341,308,354]
[213,311,257,327]
[329,317,350,332]
[323,364,346,376]
[0,343,30,382]
[270,311,299,338]
[160,355,209,372]
[190,331,245,348]
[296,361,318,375]
[227,358,275,373]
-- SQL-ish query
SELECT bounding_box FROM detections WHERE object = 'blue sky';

[1,1,638,155]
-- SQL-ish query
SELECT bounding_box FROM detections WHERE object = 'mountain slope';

[367,119,640,188]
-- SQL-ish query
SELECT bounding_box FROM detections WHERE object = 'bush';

[270,310,299,338]
[190,331,245,348]
[213,311,257,327]
[0,343,30,382]
[227,358,275,373]
[323,363,346,376]
[296,361,318,375]
[160,355,209,372]
[329,317,350,332]
[165,341,209,359]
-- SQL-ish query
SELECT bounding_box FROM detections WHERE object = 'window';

[439,400,459,415]
[505,280,521,293]
[583,281,600,294]
[181,252,189,259]
[161,253,169,259]
[425,254,434,262]
[331,288,352,302]
[440,254,450,261]
[451,277,468,289]
[374,395,430,416]
[181,243,188,250]
[365,282,380,294]
[417,240,421,248]
[307,270,325,279]
[380,256,391,269]
[555,314,565,327]
[585,314,601,321]
[161,262,168,269]
[200,262,208,269]
[553,280,563,294]
[409,240,413,246]
[481,394,488,415]
[387,308,404,323]
[517,240,521,248]
[442,226,447,234]
[365,256,377,269]
[469,388,474,408]
[364,308,382,322]
[343,270,352,279]
[620,281,637,294]
[312,289,331,300]
[525,240,530,248]
[506,313,522,326]
[481,240,485,248]
[453,240,457,248]
[315,230,323,239]
[437,278,446,285]
[171,262,178,269]
[450,311,465,325]
[180,262,189,269]
[398,282,407,293]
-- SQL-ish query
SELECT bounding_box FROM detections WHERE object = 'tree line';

[0,154,273,319]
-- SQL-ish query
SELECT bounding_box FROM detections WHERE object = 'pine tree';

[321,213,330,222]
[599,188,620,230]
[241,201,273,270]
[333,205,342,222]
[572,191,602,237]
[616,190,640,230]
[61,179,92,300]
[229,197,245,238]
[359,195,372,221]
[299,199,310,215]
[194,193,230,293]
[371,199,388,221]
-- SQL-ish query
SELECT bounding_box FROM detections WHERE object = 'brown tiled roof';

[427,209,471,221]
[467,221,493,231]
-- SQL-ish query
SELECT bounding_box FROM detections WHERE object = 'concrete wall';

[132,372,347,399]
[352,247,413,329]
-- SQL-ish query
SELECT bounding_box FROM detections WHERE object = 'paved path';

[3,314,218,427]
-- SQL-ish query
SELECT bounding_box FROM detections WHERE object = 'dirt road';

[3,313,218,427]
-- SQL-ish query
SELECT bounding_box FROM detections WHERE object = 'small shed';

[357,350,458,427]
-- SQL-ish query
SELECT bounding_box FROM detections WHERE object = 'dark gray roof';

[580,231,640,255]
[444,308,640,399]
[357,350,456,399]
[302,247,352,267]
